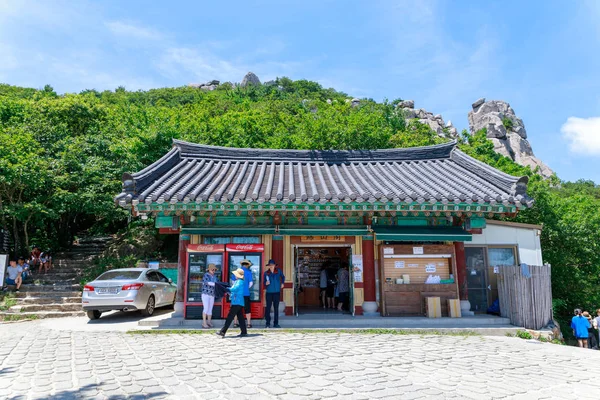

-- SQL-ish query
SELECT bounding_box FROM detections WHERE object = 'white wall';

[470,224,543,265]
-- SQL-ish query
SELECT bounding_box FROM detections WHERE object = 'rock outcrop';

[188,80,220,91]
[468,99,553,178]
[241,72,261,87]
[397,100,458,138]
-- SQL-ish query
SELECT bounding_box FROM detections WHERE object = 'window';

[156,272,169,283]
[96,271,143,280]
[146,271,160,282]
[203,236,261,244]
[488,247,516,267]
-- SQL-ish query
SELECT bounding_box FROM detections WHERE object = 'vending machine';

[184,244,226,319]
[223,244,264,319]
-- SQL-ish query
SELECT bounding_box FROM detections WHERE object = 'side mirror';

[168,278,173,283]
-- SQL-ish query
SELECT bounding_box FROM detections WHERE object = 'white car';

[82,268,176,320]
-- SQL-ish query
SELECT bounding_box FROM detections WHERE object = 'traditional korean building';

[115,139,533,319]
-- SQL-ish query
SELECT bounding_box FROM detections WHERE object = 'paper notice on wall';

[383,247,394,255]
[425,263,437,273]
[352,255,363,283]
[394,261,405,269]
[0,254,6,286]
[493,266,499,274]
[413,247,424,255]
[437,262,446,266]
[408,263,419,268]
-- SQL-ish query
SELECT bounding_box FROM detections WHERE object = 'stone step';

[0,311,85,319]
[37,277,81,284]
[9,303,83,312]
[16,297,82,305]
[15,291,81,298]
[19,283,81,292]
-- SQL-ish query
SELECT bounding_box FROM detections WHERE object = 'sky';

[1,0,599,183]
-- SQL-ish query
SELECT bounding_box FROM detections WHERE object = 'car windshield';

[96,271,143,281]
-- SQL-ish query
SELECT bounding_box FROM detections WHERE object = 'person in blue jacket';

[571,308,590,348]
[264,259,285,328]
[217,268,248,338]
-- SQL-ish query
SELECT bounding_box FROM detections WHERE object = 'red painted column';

[362,238,376,302]
[174,233,190,317]
[454,241,468,300]
[272,237,284,295]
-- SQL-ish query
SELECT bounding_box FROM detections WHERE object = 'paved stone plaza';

[1,321,600,399]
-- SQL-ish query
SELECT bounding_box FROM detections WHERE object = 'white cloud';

[561,117,600,156]
[105,21,164,41]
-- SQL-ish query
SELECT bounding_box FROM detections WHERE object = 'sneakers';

[265,324,271,329]
[15,289,19,293]
[215,331,225,338]
[273,324,281,328]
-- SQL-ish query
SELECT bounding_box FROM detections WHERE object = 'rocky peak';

[396,100,458,138]
[241,72,261,87]
[468,98,553,178]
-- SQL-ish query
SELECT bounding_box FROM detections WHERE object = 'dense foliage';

[1,79,599,323]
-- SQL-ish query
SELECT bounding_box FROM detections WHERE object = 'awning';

[181,225,276,235]
[373,226,472,242]
[278,225,369,236]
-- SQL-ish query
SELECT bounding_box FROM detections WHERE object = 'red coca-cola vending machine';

[184,244,226,319]
[223,244,264,319]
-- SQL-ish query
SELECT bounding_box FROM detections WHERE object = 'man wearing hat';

[233,259,254,329]
[264,259,285,328]
[217,268,248,338]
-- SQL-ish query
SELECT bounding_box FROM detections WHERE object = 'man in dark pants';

[264,259,285,328]
[217,269,248,338]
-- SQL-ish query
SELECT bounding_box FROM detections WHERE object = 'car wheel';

[141,295,155,317]
[87,310,102,320]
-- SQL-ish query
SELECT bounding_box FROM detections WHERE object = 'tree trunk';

[23,216,31,252]
[12,217,20,256]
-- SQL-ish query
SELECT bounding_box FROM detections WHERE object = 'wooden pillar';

[174,233,190,317]
[283,235,294,315]
[454,241,468,300]
[362,238,376,302]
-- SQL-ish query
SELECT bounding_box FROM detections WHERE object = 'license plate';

[97,288,118,294]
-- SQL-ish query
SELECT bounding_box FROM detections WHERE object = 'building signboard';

[300,236,345,242]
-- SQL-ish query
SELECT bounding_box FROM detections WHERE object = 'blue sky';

[1,0,599,182]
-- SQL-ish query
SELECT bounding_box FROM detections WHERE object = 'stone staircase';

[0,237,111,320]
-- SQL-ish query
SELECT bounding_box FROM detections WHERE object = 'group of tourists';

[199,258,285,338]
[571,308,600,349]
[320,264,350,312]
[3,246,52,292]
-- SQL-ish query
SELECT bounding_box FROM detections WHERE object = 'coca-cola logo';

[232,245,255,250]
[227,244,264,252]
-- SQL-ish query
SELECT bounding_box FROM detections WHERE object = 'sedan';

[82,268,177,320]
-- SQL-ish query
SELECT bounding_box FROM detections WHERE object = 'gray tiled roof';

[116,139,532,207]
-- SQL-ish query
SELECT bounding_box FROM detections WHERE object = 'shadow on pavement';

[86,308,172,325]
[39,383,168,399]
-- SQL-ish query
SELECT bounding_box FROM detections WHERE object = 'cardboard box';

[448,299,462,318]
[426,297,441,318]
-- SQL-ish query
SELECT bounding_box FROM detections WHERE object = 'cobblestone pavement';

[1,321,600,399]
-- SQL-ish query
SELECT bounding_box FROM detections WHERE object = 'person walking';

[336,264,350,312]
[264,259,285,328]
[319,266,328,309]
[325,266,336,309]
[233,259,254,328]
[217,269,248,338]
[201,264,218,329]
[583,311,598,349]
[571,308,590,348]
[593,309,600,348]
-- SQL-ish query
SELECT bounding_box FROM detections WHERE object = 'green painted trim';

[373,226,472,242]
[180,234,191,240]
[181,225,276,235]
[278,225,368,236]
[272,235,284,241]
[362,236,374,241]
[135,200,517,215]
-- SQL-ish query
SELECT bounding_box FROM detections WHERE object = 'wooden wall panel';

[383,258,451,284]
